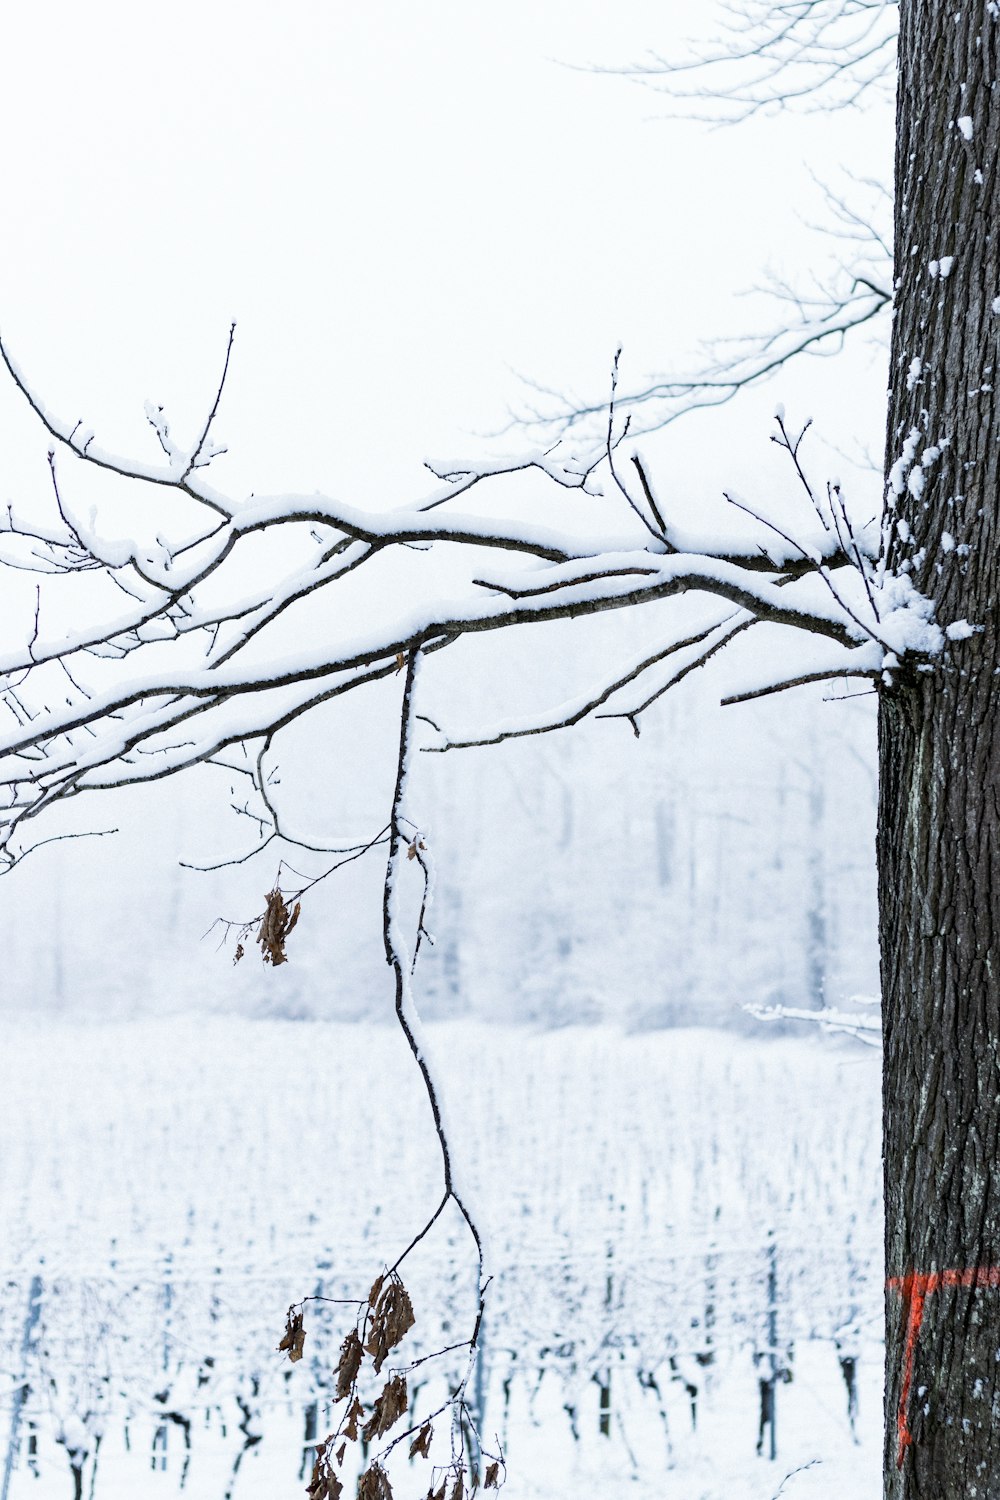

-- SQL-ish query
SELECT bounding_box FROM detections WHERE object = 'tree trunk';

[880,5,1000,1495]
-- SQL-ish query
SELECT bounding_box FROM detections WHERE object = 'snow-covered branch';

[0,340,959,871]
[600,0,897,124]
[512,261,889,447]
[746,999,881,1047]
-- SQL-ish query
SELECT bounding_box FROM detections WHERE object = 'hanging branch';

[277,650,493,1500]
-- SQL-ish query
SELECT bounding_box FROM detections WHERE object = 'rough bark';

[880,4,1000,1495]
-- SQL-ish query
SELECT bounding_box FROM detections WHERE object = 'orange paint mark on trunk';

[886,1266,1000,1467]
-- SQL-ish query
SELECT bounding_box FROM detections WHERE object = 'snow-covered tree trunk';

[880,5,1000,1494]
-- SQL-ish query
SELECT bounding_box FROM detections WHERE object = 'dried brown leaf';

[483,1463,500,1490]
[362,1376,408,1442]
[427,1481,447,1500]
[256,887,302,966]
[357,1464,393,1500]
[365,1278,416,1373]
[336,1443,346,1466]
[307,1448,344,1500]
[335,1329,364,1401]
[409,1422,433,1460]
[233,942,244,965]
[450,1468,465,1500]
[382,1282,415,1347]
[344,1397,364,1443]
[278,1308,306,1363]
[368,1274,385,1308]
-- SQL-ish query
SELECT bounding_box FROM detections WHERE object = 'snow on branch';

[598,0,898,124]
[509,170,891,450]
[425,611,756,751]
[511,271,889,447]
[746,999,881,1047]
[0,335,956,872]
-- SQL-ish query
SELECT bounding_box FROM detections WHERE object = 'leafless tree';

[0,1,997,1495]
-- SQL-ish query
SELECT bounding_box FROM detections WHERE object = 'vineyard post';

[767,1234,778,1461]
[597,1236,614,1437]
[756,1232,780,1461]
[1,1275,42,1500]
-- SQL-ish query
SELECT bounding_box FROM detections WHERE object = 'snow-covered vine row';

[0,1019,881,1497]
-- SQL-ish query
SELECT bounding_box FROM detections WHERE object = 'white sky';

[0,0,891,504]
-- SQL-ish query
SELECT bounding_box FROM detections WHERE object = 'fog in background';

[0,0,891,1029]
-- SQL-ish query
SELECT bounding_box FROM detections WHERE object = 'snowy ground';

[0,1019,883,1498]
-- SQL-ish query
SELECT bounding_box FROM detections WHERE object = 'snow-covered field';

[0,1019,883,1499]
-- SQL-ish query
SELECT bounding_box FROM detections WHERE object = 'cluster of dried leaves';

[256,886,301,965]
[282,1271,502,1500]
[233,886,302,967]
[365,1274,416,1373]
[422,1461,501,1499]
[279,1307,306,1363]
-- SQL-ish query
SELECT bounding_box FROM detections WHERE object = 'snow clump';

[877,573,945,659]
[888,428,923,497]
